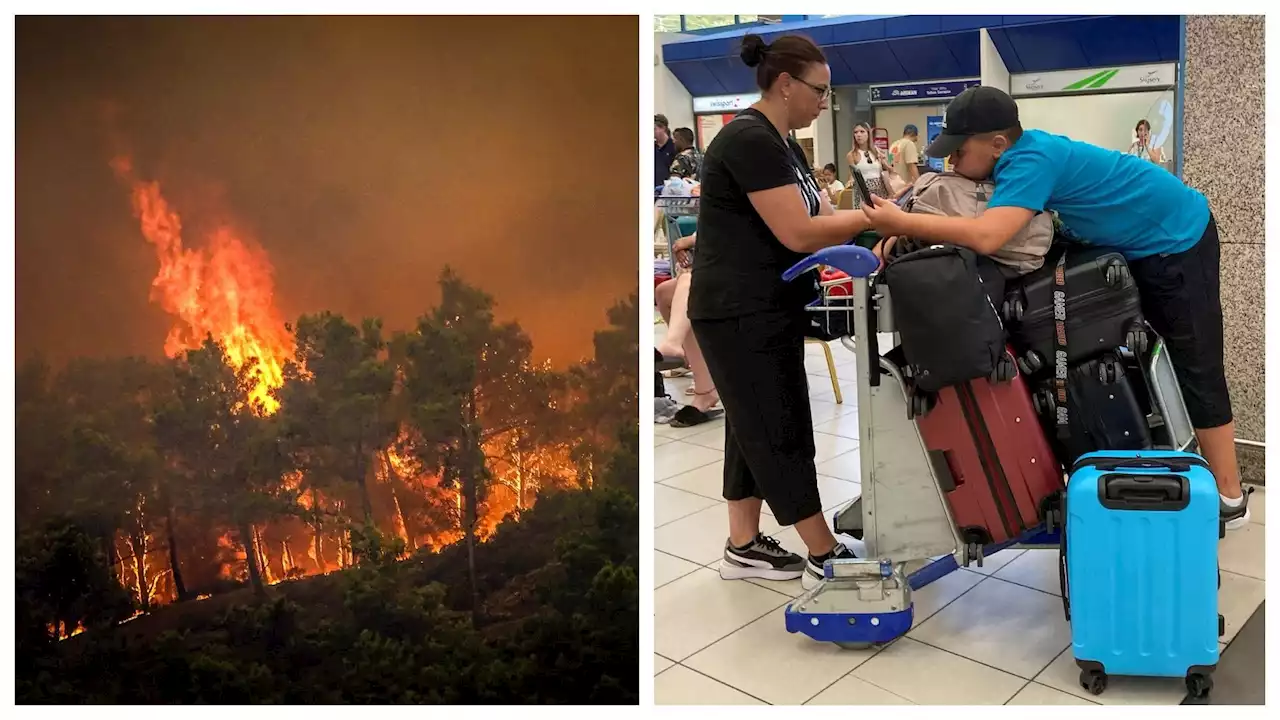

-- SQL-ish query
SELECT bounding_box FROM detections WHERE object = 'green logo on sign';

[1063,69,1120,91]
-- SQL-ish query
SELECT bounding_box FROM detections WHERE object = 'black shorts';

[691,310,822,526]
[1128,215,1233,429]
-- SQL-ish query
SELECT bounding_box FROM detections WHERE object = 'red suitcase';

[915,352,1064,549]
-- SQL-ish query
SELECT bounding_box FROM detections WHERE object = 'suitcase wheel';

[1125,325,1150,355]
[1033,388,1056,417]
[1104,259,1131,287]
[990,352,1016,384]
[1185,672,1213,699]
[1019,350,1045,377]
[1098,355,1123,385]
[1080,669,1108,696]
[1001,294,1025,324]
[907,389,936,420]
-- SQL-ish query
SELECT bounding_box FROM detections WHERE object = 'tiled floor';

[654,335,1267,706]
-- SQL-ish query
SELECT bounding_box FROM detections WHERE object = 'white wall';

[655,33,694,132]
[1016,90,1175,157]
[813,106,835,169]
[979,28,1010,94]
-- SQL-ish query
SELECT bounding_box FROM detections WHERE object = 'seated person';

[861,86,1250,529]
[656,232,721,427]
[817,163,844,205]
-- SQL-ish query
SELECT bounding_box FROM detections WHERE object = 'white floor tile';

[812,411,862,440]
[682,424,725,451]
[810,397,857,425]
[815,448,862,483]
[654,568,790,662]
[850,637,1026,705]
[1218,521,1265,580]
[654,503,784,566]
[655,484,721,528]
[1218,570,1266,643]
[659,460,725,502]
[1006,682,1098,705]
[960,547,1026,576]
[1035,647,1186,705]
[909,577,1071,679]
[655,654,674,675]
[810,379,859,405]
[805,675,914,705]
[992,549,1063,596]
[656,550,704,588]
[909,566,986,627]
[813,431,859,463]
[655,441,723,481]
[654,436,676,447]
[655,664,765,705]
[684,606,882,706]
[744,574,806,598]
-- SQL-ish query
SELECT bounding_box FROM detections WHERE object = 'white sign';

[1011,63,1177,97]
[692,93,762,113]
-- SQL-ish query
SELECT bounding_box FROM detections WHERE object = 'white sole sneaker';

[719,561,804,581]
[1225,506,1252,531]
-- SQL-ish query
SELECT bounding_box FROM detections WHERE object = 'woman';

[655,231,721,428]
[689,32,872,589]
[1128,119,1165,164]
[818,163,845,205]
[845,122,893,207]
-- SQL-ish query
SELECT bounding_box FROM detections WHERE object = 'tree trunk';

[239,523,266,596]
[130,532,151,612]
[165,506,189,601]
[355,440,374,524]
[465,392,480,625]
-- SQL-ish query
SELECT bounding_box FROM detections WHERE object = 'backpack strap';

[1051,250,1070,440]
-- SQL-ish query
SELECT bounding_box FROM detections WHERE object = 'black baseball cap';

[925,86,1020,159]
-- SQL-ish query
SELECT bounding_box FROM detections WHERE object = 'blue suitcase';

[1060,450,1224,699]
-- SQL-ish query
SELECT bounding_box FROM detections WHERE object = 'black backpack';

[881,242,1008,392]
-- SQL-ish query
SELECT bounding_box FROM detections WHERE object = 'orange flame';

[111,155,292,412]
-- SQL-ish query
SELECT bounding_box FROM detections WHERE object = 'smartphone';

[850,167,875,207]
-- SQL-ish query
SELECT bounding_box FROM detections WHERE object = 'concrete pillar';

[1181,15,1266,482]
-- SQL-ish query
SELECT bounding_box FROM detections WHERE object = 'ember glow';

[110,155,293,413]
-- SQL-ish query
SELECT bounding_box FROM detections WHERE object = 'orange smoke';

[110,155,292,412]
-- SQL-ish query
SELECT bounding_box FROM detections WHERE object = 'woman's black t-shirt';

[688,108,824,320]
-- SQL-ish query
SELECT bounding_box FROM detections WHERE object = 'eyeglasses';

[790,75,832,101]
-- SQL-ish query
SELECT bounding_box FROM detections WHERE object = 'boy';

[861,85,1251,529]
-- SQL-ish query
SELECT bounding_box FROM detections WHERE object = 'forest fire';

[100,157,577,616]
[110,155,293,413]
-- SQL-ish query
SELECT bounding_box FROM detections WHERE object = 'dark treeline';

[15,269,639,703]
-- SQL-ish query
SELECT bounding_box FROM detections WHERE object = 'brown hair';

[1135,119,1151,133]
[740,33,826,92]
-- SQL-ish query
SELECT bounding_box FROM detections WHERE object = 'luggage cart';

[780,245,1062,650]
[655,195,698,265]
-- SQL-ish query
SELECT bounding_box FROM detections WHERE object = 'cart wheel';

[1186,672,1213,699]
[1001,298,1014,324]
[1104,260,1129,287]
[1013,297,1025,322]
[1081,670,1108,696]
[1098,356,1122,385]
[1033,388,1055,417]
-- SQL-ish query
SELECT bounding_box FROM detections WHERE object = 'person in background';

[889,124,921,185]
[690,32,873,589]
[655,114,676,187]
[818,162,844,205]
[669,127,703,182]
[655,232,720,427]
[861,85,1251,530]
[1128,119,1165,164]
[845,122,892,207]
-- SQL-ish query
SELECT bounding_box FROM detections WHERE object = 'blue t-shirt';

[988,129,1210,260]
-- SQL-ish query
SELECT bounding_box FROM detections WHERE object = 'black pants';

[1129,214,1233,429]
[691,310,822,526]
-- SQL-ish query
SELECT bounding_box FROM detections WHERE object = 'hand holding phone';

[850,167,875,207]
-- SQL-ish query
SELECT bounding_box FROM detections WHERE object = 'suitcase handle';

[1059,495,1070,621]
[1089,456,1202,473]
[1099,475,1190,511]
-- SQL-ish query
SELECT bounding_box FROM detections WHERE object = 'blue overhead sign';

[870,78,981,104]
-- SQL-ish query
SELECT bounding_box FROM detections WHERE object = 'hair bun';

[740,34,768,68]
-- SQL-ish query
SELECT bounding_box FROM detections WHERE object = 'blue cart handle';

[782,244,879,282]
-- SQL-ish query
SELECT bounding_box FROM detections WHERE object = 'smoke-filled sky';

[16,16,639,368]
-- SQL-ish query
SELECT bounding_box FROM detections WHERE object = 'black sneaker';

[802,542,859,590]
[720,533,805,581]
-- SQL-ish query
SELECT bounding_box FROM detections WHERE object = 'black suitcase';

[1032,352,1152,465]
[1002,244,1149,377]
